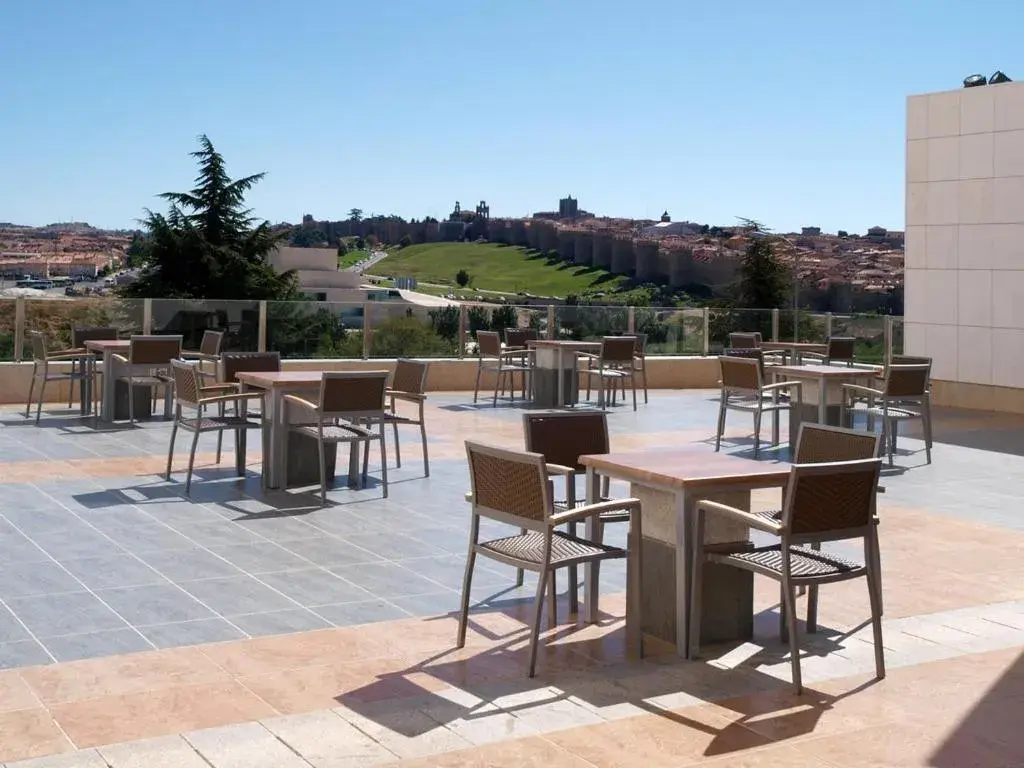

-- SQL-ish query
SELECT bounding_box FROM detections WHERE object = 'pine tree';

[733,218,788,310]
[121,136,299,300]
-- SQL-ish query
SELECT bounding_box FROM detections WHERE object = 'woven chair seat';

[718,545,861,579]
[864,405,921,420]
[291,423,375,442]
[553,497,628,522]
[119,375,170,387]
[480,530,623,566]
[181,415,260,431]
[727,395,791,412]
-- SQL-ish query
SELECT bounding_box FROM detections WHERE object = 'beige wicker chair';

[715,356,801,457]
[841,363,932,466]
[580,336,639,410]
[522,411,619,614]
[385,359,431,476]
[205,351,282,463]
[284,371,390,503]
[690,457,885,694]
[179,330,225,395]
[802,336,856,367]
[729,331,762,349]
[473,330,532,405]
[164,360,264,495]
[24,331,93,424]
[459,441,643,677]
[70,326,118,414]
[111,335,182,423]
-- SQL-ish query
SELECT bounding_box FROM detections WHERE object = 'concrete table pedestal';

[532,346,579,408]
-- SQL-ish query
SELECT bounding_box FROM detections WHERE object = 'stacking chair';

[164,361,264,495]
[715,356,801,457]
[729,332,762,349]
[459,441,643,677]
[505,328,538,351]
[632,332,649,404]
[841,363,933,466]
[283,371,390,503]
[24,331,92,424]
[211,351,282,466]
[473,330,532,405]
[70,326,118,414]
[689,457,885,694]
[803,336,856,367]
[580,336,639,410]
[522,411,619,614]
[384,359,431,476]
[112,335,183,423]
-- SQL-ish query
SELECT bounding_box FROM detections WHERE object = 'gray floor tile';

[230,609,331,638]
[0,483,63,511]
[140,547,242,581]
[94,521,196,552]
[4,747,110,766]
[389,592,462,617]
[275,536,384,567]
[0,560,84,599]
[6,591,130,638]
[139,618,247,649]
[343,531,440,560]
[330,562,456,598]
[95,583,217,625]
[2,506,79,534]
[207,541,312,574]
[179,575,297,617]
[28,526,120,560]
[0,603,32,644]
[0,520,51,562]
[165,521,265,548]
[44,628,153,662]
[258,568,373,606]
[0,639,53,669]
[60,552,165,591]
[314,599,411,627]
[395,555,508,591]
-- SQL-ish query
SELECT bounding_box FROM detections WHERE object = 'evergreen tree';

[121,135,299,300]
[733,218,788,310]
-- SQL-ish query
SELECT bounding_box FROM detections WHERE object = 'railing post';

[883,315,893,365]
[13,297,25,362]
[546,304,556,340]
[627,306,635,334]
[702,307,710,356]
[142,299,153,334]
[257,301,268,352]
[458,305,467,359]
[771,308,779,342]
[362,302,372,360]
[825,312,833,339]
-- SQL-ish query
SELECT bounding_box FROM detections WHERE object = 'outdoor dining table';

[526,339,601,408]
[84,339,137,423]
[770,363,882,428]
[579,449,791,659]
[760,340,827,365]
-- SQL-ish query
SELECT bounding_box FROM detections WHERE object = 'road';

[343,250,388,273]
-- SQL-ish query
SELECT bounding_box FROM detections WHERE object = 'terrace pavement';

[0,390,1022,765]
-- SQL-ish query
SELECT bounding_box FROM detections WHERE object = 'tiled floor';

[1,390,1023,765]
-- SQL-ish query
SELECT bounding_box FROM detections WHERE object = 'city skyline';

[3,1,1023,232]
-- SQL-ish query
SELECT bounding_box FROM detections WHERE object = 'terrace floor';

[0,391,1023,766]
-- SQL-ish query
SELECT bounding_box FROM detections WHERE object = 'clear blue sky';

[1,1,1020,234]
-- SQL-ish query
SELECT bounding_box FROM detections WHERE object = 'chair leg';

[216,402,224,464]
[492,368,501,407]
[807,543,821,633]
[600,475,610,500]
[379,430,389,499]
[528,569,549,678]
[641,365,648,404]
[714,399,727,452]
[419,417,430,477]
[782,580,803,694]
[128,379,135,424]
[922,406,932,464]
[165,422,178,479]
[688,543,705,660]
[456,545,477,648]
[473,364,483,403]
[872,519,884,615]
[67,364,74,409]
[392,420,402,468]
[752,408,763,458]
[25,372,36,418]
[866,532,886,680]
[318,438,328,505]
[516,529,526,587]
[567,521,579,615]
[36,377,47,424]
[185,429,201,496]
[630,372,637,411]
[548,570,557,628]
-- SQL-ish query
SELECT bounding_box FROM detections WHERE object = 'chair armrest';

[576,352,599,361]
[696,499,782,535]
[181,352,220,362]
[545,463,576,477]
[550,498,641,526]
[197,391,265,407]
[111,354,128,363]
[46,350,92,361]
[762,381,802,394]
[283,394,320,411]
[498,349,528,359]
[842,384,883,397]
[387,389,426,402]
[200,383,238,394]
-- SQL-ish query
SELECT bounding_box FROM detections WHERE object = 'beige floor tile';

[0,708,74,764]
[99,735,210,768]
[260,709,396,767]
[183,721,309,767]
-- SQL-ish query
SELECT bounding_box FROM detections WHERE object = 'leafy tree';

[491,304,518,331]
[428,306,460,343]
[355,236,366,250]
[455,269,470,288]
[399,233,412,248]
[366,234,379,249]
[121,135,299,300]
[348,208,363,222]
[290,227,326,247]
[125,232,147,268]
[837,230,849,238]
[337,241,348,257]
[733,219,788,311]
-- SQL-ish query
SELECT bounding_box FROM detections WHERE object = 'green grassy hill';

[368,242,626,298]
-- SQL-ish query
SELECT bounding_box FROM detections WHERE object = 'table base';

[532,368,578,408]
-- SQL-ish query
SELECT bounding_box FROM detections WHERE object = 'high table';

[770,364,881,427]
[579,450,790,658]
[526,340,601,408]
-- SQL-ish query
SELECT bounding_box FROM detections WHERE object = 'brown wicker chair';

[580,336,639,410]
[802,336,856,367]
[690,457,885,694]
[473,330,532,405]
[632,332,649,404]
[284,371,390,503]
[729,331,762,349]
[715,356,801,457]
[24,331,93,424]
[522,411,619,614]
[385,359,431,477]
[841,363,933,466]
[164,360,264,495]
[208,351,282,463]
[112,335,183,423]
[459,441,643,677]
[70,326,119,414]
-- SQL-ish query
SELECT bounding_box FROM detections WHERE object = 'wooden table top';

[761,341,827,352]
[84,339,129,351]
[771,364,881,379]
[527,340,603,350]
[580,449,791,490]
[235,371,327,389]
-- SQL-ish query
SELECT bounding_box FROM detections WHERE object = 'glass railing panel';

[367,302,459,358]
[22,298,144,357]
[829,313,888,364]
[150,299,260,352]
[553,305,630,342]
[890,317,905,357]
[707,308,774,353]
[637,307,705,355]
[265,301,364,359]
[0,299,15,361]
